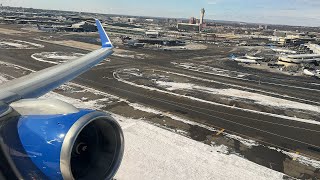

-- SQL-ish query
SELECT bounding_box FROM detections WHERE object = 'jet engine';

[0,99,124,180]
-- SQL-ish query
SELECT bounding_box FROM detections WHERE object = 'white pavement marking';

[114,71,320,125]
[173,62,320,92]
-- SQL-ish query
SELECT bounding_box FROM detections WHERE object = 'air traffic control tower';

[200,8,205,25]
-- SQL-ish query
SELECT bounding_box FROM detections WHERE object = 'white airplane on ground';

[230,54,258,64]
[279,54,320,63]
[303,69,320,78]
[0,20,124,180]
[270,47,297,54]
[245,54,264,60]
[37,24,58,32]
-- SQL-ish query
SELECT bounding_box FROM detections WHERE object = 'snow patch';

[113,53,135,59]
[226,134,259,148]
[172,62,250,78]
[114,70,320,125]
[161,70,320,106]
[0,39,44,49]
[268,147,320,169]
[111,114,285,180]
[172,62,320,93]
[0,73,9,84]
[31,52,84,65]
[155,81,320,114]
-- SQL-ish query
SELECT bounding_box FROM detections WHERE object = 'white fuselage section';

[245,55,264,60]
[279,54,320,63]
[233,57,258,64]
[271,48,297,54]
[303,69,315,76]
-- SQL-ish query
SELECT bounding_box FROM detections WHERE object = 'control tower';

[200,8,205,25]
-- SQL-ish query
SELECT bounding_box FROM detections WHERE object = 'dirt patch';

[0,27,27,35]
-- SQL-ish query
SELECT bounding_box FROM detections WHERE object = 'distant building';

[103,25,146,36]
[271,34,316,46]
[62,21,96,32]
[306,43,320,54]
[177,23,200,32]
[270,36,286,45]
[261,30,274,36]
[273,31,287,37]
[146,30,160,38]
[189,17,196,24]
[145,19,154,22]
[111,17,121,22]
[128,18,137,23]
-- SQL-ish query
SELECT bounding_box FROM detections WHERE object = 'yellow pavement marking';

[216,129,225,136]
[293,151,300,161]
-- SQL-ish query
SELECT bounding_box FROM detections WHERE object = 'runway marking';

[150,69,320,106]
[293,151,300,161]
[114,71,320,126]
[174,65,320,93]
[216,129,225,135]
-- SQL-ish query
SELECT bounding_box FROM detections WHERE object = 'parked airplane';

[303,68,320,78]
[0,20,124,180]
[279,54,320,63]
[270,47,297,54]
[125,40,145,48]
[303,68,315,76]
[245,54,264,60]
[37,24,58,32]
[230,54,258,64]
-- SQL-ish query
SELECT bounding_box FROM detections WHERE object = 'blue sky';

[2,0,320,26]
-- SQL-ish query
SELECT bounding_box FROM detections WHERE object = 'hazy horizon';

[1,0,320,27]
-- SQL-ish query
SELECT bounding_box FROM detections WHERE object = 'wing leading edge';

[0,19,113,104]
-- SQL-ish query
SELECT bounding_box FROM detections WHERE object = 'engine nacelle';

[0,99,124,180]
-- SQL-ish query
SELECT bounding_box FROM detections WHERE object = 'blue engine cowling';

[0,99,124,180]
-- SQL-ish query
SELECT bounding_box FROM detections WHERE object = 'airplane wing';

[0,20,124,180]
[0,20,113,104]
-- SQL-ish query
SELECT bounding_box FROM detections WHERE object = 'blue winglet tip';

[95,19,113,48]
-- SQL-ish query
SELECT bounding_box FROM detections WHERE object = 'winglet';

[95,19,113,48]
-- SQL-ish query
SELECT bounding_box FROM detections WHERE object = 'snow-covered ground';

[155,80,320,113]
[114,69,320,125]
[112,53,147,59]
[161,70,320,106]
[0,39,44,49]
[172,62,320,92]
[172,62,250,78]
[2,60,320,179]
[42,91,285,180]
[114,115,284,180]
[31,52,84,64]
[31,51,110,66]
